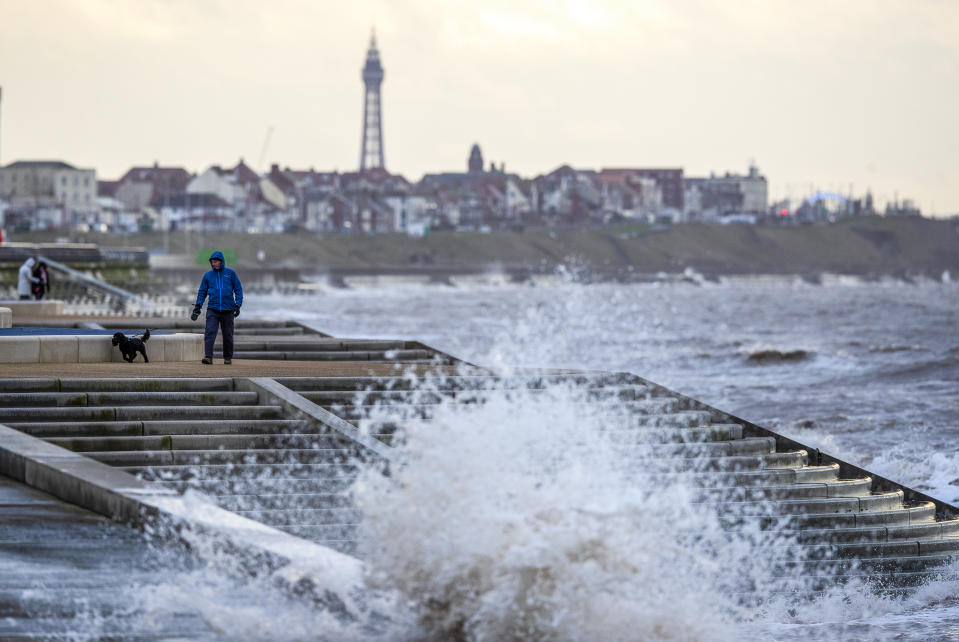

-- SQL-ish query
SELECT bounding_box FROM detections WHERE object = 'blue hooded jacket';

[195,250,243,311]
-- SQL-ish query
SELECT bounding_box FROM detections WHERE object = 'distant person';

[17,257,39,300]
[191,250,243,365]
[32,261,51,300]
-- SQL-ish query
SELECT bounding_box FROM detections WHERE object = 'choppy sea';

[241,273,959,641]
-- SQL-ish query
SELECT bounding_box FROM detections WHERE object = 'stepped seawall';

[0,315,957,637]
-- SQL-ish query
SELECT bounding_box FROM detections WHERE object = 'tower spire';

[359,30,385,172]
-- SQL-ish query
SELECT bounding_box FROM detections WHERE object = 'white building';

[684,164,768,220]
[0,160,97,213]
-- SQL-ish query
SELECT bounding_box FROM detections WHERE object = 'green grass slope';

[13,216,959,275]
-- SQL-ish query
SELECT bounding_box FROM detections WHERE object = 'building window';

[61,176,66,185]
[84,177,89,186]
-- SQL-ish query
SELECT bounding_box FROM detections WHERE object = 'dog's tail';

[141,329,151,342]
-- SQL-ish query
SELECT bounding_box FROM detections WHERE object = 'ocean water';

[240,274,959,641]
[253,274,959,502]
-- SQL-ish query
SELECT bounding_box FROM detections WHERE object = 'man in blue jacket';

[191,250,243,364]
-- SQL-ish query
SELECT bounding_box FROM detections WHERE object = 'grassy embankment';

[14,216,959,276]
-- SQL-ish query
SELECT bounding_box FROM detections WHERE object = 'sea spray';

[349,375,801,641]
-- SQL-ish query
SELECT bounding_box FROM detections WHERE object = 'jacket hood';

[24,258,35,269]
[209,250,225,268]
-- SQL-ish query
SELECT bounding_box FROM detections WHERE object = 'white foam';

[350,379,807,640]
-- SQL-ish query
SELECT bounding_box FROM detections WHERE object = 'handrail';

[37,254,155,312]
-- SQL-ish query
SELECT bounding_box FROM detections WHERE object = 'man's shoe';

[224,359,232,365]
[201,357,213,365]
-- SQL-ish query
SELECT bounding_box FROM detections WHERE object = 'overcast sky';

[1,0,956,214]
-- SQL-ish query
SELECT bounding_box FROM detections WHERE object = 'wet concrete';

[0,474,217,640]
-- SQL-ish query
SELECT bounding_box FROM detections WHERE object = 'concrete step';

[631,451,810,473]
[284,524,358,540]
[756,567,959,593]
[0,378,60,392]
[60,378,235,392]
[91,447,353,467]
[234,349,433,361]
[2,419,305,438]
[711,491,905,516]
[123,462,359,481]
[231,507,361,528]
[819,537,959,559]
[281,527,357,554]
[45,433,353,453]
[606,424,745,443]
[149,476,357,496]
[696,478,873,502]
[331,397,688,420]
[0,405,284,422]
[297,390,449,405]
[227,339,407,351]
[737,502,937,531]
[272,374,622,392]
[629,411,716,428]
[788,520,959,545]
[0,390,257,407]
[180,326,305,336]
[617,436,776,458]
[792,552,956,576]
[88,391,257,406]
[649,463,840,487]
[0,392,92,407]
[215,493,353,512]
[0,377,235,393]
[300,387,672,408]
[290,385,662,406]
[142,419,307,436]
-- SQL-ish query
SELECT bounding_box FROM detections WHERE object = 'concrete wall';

[0,333,202,363]
[3,300,65,319]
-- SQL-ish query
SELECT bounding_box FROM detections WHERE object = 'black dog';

[112,329,150,363]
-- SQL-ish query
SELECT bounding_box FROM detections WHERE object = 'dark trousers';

[204,309,235,359]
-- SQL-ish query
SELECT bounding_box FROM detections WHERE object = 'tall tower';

[468,143,483,174]
[359,31,385,172]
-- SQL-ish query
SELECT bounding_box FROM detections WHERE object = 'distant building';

[885,198,922,217]
[187,159,260,209]
[599,168,684,212]
[114,163,192,211]
[162,193,234,231]
[684,164,767,221]
[596,169,662,220]
[359,32,386,171]
[468,144,484,174]
[420,149,532,228]
[0,160,97,229]
[0,160,97,212]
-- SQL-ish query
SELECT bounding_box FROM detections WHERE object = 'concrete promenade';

[0,475,216,639]
[1,311,958,636]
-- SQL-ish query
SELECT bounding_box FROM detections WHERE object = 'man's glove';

[190,305,201,321]
[233,307,240,318]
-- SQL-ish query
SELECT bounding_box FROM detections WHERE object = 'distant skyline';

[0,0,957,215]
